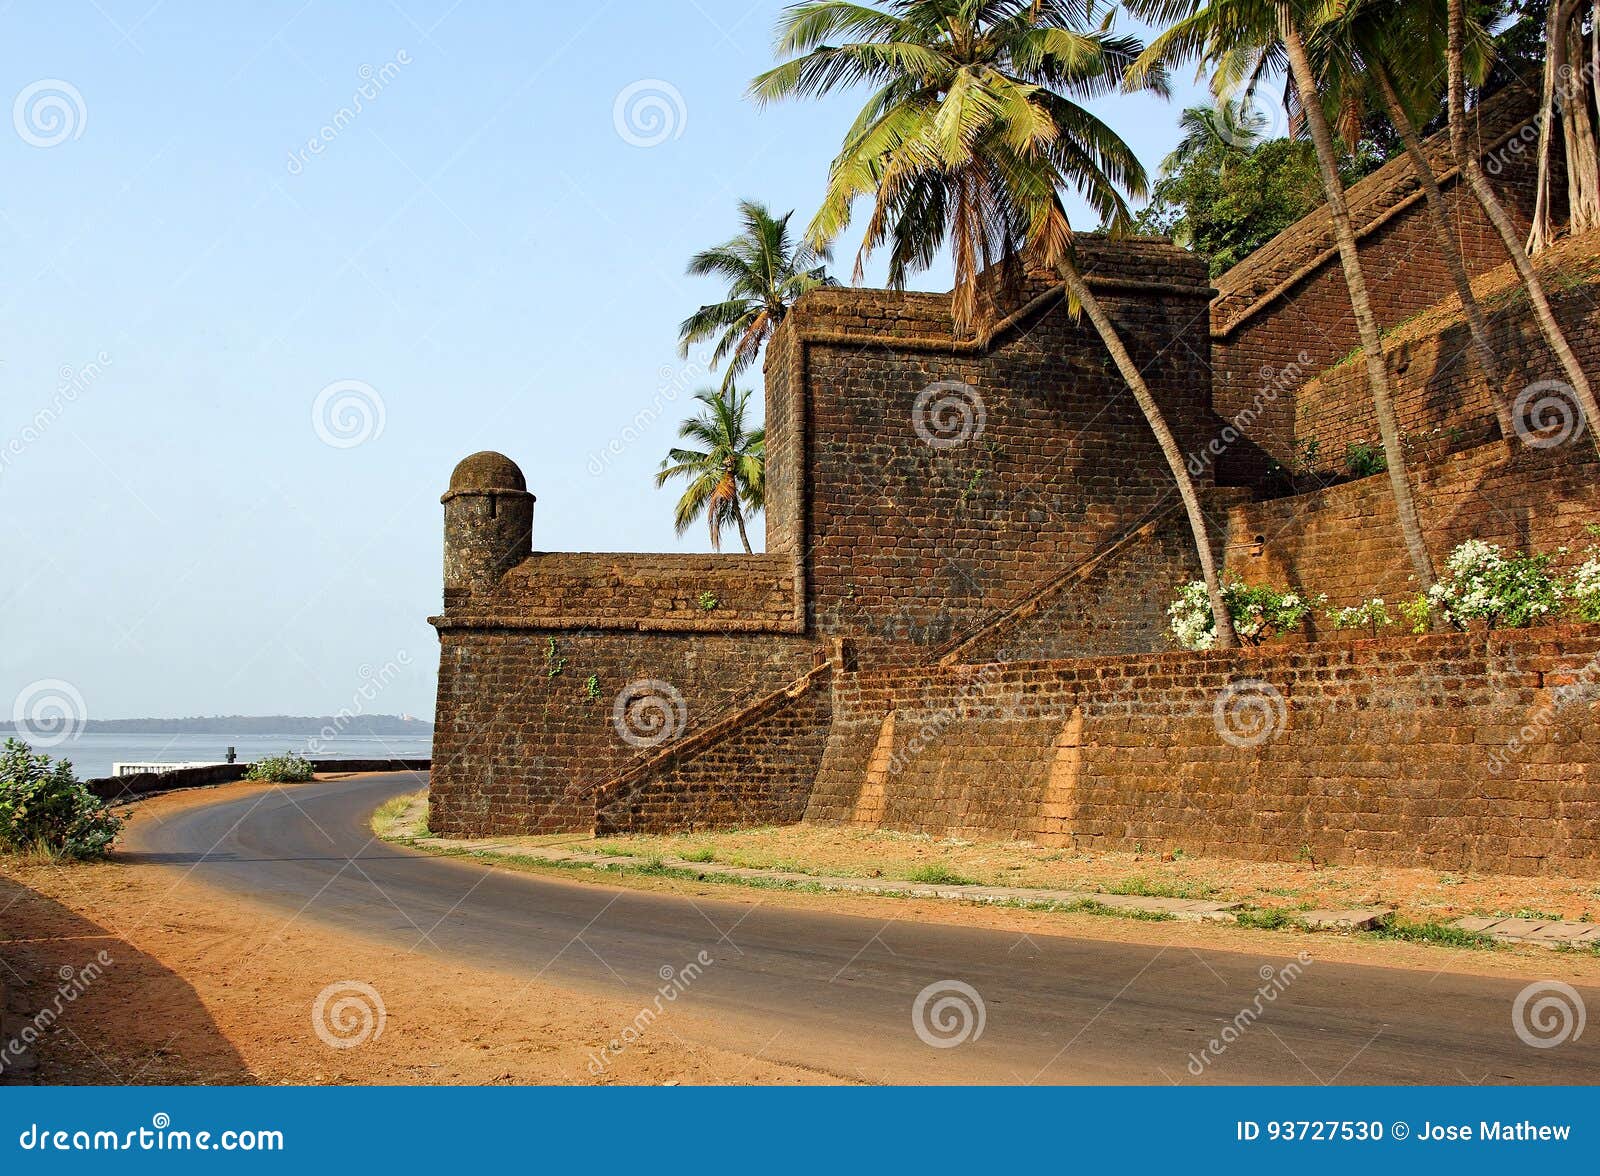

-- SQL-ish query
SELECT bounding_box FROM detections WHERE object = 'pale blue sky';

[1,0,1208,721]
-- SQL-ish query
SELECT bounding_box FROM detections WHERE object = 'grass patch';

[904,863,981,886]
[1367,914,1499,950]
[1233,907,1304,931]
[371,791,429,840]
[1103,876,1212,900]
[682,847,716,864]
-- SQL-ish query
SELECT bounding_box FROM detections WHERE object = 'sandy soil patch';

[0,780,834,1086]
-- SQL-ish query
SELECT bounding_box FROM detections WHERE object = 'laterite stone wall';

[430,627,815,835]
[1223,441,1600,625]
[765,237,1225,669]
[812,626,1600,876]
[1210,86,1544,467]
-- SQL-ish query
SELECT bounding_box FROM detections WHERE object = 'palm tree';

[751,0,1239,647]
[1130,0,1436,590]
[1445,0,1600,461]
[1313,0,1515,444]
[1160,96,1267,177]
[678,201,835,393]
[655,387,766,553]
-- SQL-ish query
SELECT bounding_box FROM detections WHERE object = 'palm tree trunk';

[1279,5,1435,589]
[1370,60,1515,446]
[734,508,754,555]
[1058,260,1237,649]
[1447,0,1600,462]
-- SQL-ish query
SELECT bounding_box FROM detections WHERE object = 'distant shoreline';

[0,715,433,737]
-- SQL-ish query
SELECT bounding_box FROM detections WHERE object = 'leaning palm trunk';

[1058,260,1238,649]
[734,508,753,555]
[1279,5,1434,589]
[1370,61,1515,446]
[1447,0,1600,462]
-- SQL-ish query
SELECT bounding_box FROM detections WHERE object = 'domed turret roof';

[448,451,526,493]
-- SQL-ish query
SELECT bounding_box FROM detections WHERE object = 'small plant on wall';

[1325,598,1396,639]
[697,591,719,611]
[1169,580,1321,650]
[545,637,567,679]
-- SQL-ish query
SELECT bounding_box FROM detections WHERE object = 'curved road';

[126,772,1599,1084]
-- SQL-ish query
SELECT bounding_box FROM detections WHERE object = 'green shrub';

[1325,597,1396,638]
[246,752,315,783]
[1168,580,1323,650]
[0,739,122,860]
[1426,540,1563,631]
[1343,441,1387,478]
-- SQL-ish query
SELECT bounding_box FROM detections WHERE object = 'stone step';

[1452,916,1600,948]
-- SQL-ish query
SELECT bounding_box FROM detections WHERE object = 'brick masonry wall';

[594,668,834,834]
[430,628,816,835]
[1211,86,1544,466]
[461,552,802,631]
[1224,441,1600,628]
[1290,231,1600,471]
[940,495,1245,665]
[767,236,1226,669]
[810,626,1600,876]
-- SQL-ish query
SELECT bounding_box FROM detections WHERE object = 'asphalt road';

[124,772,1600,1084]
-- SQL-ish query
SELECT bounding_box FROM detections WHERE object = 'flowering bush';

[0,739,122,860]
[246,752,315,783]
[1326,597,1395,638]
[1168,580,1321,650]
[1570,553,1600,621]
[1426,540,1564,631]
